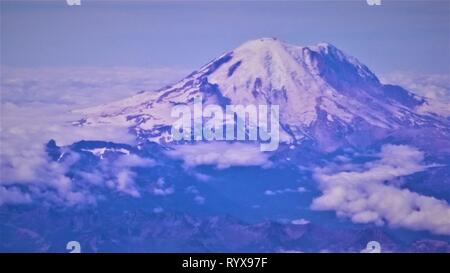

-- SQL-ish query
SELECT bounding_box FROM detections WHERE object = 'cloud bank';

[311,144,450,235]
[1,66,185,205]
[1,66,188,107]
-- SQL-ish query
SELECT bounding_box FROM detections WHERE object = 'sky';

[1,0,449,76]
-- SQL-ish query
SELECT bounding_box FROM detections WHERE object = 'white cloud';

[194,195,205,205]
[113,154,154,168]
[264,190,276,196]
[166,142,272,169]
[264,187,306,196]
[100,154,155,197]
[291,218,310,225]
[0,102,137,205]
[186,185,205,205]
[186,185,199,195]
[0,65,183,205]
[149,177,174,196]
[1,66,189,107]
[380,72,450,117]
[0,186,32,205]
[111,170,141,198]
[192,172,211,182]
[311,144,450,235]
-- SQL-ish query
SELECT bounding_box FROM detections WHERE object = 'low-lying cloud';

[165,142,273,169]
[0,66,185,205]
[311,144,450,235]
[1,66,189,107]
[264,187,306,196]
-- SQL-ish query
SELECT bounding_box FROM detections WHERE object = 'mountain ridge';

[74,38,448,152]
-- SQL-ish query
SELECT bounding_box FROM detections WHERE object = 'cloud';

[380,72,450,117]
[74,153,154,199]
[186,185,206,205]
[1,66,189,107]
[0,65,183,205]
[264,187,306,196]
[94,153,155,198]
[109,169,141,198]
[194,195,206,205]
[291,218,310,225]
[166,142,272,169]
[311,144,450,235]
[192,172,211,182]
[0,102,137,205]
[149,177,174,196]
[113,154,154,168]
[264,190,276,196]
[0,186,32,206]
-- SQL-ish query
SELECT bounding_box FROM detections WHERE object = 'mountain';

[2,204,447,252]
[74,37,449,152]
[2,38,449,253]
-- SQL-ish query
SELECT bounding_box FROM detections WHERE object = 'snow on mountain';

[74,38,448,150]
[81,147,130,159]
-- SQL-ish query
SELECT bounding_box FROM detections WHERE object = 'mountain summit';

[76,38,447,151]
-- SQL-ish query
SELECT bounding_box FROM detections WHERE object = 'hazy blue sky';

[1,0,449,75]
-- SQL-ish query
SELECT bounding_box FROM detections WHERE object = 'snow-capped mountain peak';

[75,38,445,150]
